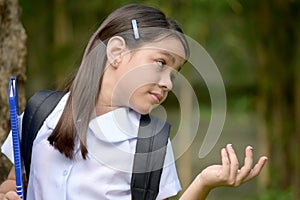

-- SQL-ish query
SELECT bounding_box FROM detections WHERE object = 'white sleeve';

[1,131,14,163]
[156,139,182,200]
[1,113,24,164]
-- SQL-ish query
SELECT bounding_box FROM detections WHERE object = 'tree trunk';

[250,0,300,198]
[53,0,72,47]
[0,0,27,182]
[292,22,300,200]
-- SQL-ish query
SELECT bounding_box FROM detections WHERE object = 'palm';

[198,145,267,188]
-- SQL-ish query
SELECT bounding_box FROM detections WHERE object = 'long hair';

[48,4,190,159]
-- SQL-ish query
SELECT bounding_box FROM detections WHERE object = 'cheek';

[121,63,160,84]
[113,64,160,102]
[125,85,150,105]
[128,87,153,114]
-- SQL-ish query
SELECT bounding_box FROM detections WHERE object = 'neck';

[95,100,119,116]
[95,67,119,116]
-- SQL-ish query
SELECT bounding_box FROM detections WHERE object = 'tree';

[0,0,27,182]
[242,0,300,198]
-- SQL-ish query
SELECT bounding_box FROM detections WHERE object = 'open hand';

[198,144,268,188]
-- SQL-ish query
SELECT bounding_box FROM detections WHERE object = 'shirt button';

[63,170,68,176]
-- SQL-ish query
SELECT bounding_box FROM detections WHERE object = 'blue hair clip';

[131,19,140,40]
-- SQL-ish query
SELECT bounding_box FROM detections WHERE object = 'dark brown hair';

[48,4,189,159]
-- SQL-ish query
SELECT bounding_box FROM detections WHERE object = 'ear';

[106,36,126,67]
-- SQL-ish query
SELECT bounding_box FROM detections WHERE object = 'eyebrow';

[158,50,185,72]
[158,51,176,65]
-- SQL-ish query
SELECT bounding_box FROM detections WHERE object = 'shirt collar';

[88,107,141,143]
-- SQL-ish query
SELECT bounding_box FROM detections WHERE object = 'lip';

[149,92,163,104]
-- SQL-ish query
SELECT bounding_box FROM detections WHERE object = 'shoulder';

[44,92,70,130]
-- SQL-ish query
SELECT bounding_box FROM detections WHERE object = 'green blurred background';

[2,0,300,199]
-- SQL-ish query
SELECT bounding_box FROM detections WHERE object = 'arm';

[179,144,268,200]
[0,167,21,200]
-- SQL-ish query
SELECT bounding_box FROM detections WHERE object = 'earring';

[112,57,121,66]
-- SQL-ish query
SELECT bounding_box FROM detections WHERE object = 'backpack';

[20,90,170,200]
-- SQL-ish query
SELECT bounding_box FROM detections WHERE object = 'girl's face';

[112,37,186,114]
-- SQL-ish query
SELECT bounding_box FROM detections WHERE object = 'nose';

[158,72,173,91]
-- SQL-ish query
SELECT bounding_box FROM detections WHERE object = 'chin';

[136,108,151,115]
[131,105,153,115]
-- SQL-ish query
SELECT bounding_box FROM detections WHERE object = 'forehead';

[139,37,186,62]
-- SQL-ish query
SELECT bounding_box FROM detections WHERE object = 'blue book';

[8,77,24,199]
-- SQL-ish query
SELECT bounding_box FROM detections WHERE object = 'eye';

[156,60,166,69]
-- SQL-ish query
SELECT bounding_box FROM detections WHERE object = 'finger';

[226,144,239,183]
[236,146,254,184]
[221,147,230,178]
[4,191,21,200]
[243,156,268,183]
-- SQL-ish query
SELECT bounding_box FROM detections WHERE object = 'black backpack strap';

[131,114,171,200]
[21,90,66,181]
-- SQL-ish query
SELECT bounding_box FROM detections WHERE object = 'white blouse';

[1,93,181,200]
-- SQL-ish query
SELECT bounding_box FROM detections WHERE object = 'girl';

[0,4,267,200]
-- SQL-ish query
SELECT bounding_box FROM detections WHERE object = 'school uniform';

[1,93,181,200]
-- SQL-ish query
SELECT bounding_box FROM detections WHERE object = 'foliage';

[256,189,293,200]
[12,0,300,198]
[19,0,256,111]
